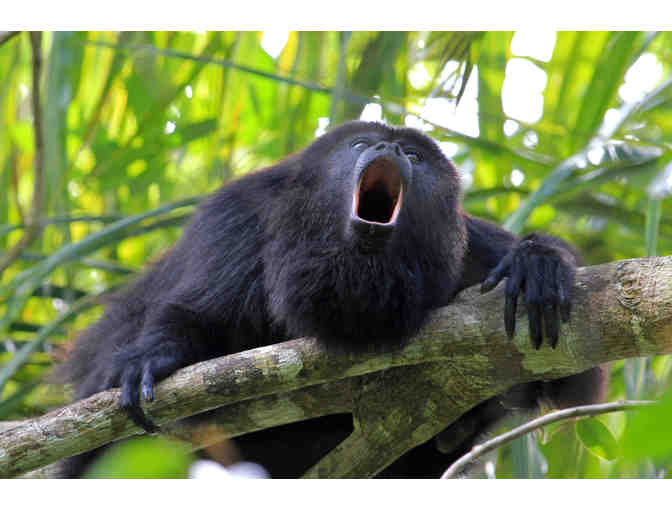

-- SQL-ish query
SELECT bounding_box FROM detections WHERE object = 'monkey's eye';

[404,149,423,163]
[352,140,370,151]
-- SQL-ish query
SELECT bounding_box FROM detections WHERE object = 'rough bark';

[2,255,672,478]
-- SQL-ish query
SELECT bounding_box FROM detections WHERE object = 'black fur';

[58,121,605,477]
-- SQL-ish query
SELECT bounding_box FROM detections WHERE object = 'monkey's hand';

[480,234,577,349]
[107,341,176,433]
[112,339,194,433]
[112,347,171,433]
[107,305,202,433]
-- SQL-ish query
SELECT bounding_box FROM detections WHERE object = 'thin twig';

[441,400,657,479]
[0,32,46,276]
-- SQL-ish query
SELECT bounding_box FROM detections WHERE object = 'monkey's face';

[307,122,461,252]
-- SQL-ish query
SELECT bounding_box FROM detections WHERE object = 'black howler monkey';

[59,121,606,477]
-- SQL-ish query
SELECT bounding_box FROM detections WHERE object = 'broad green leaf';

[576,418,619,461]
[622,389,672,462]
[573,32,641,152]
[85,436,194,478]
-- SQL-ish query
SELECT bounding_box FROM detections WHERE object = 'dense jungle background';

[1,31,672,478]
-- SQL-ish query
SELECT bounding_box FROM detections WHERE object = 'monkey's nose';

[374,142,402,157]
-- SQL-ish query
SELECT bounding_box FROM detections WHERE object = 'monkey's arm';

[459,215,579,349]
[108,185,273,432]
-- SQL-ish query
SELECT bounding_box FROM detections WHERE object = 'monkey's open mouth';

[353,157,403,224]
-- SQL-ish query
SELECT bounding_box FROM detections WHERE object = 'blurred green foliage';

[84,436,195,478]
[1,31,672,478]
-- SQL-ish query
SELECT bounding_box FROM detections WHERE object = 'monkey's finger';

[119,364,140,410]
[544,302,558,349]
[481,251,514,293]
[140,342,189,404]
[556,263,574,323]
[120,364,159,433]
[528,303,543,350]
[524,261,543,349]
[504,262,524,339]
[140,362,155,402]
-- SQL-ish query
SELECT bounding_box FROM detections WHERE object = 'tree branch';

[440,400,657,478]
[2,256,672,477]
